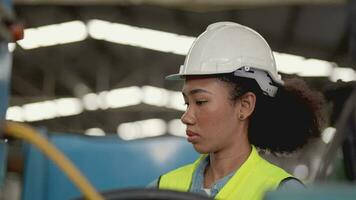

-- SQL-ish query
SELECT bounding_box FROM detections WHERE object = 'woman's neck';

[204,137,251,188]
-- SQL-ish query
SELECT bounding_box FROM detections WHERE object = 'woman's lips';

[186,130,200,143]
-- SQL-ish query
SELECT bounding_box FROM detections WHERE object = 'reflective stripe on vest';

[159,146,292,200]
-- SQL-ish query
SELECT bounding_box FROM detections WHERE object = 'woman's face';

[181,76,243,154]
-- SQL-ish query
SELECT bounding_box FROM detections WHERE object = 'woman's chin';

[192,144,210,154]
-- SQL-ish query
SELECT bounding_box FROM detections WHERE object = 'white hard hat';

[166,21,284,97]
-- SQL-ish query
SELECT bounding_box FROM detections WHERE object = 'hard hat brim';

[165,69,238,81]
[165,73,184,80]
[165,70,284,87]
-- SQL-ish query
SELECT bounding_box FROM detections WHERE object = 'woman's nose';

[181,107,195,125]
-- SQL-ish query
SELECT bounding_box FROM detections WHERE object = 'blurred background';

[1,0,356,199]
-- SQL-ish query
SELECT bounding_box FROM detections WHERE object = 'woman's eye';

[196,100,207,105]
[183,100,207,106]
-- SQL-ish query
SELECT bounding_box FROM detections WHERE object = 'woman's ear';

[238,92,256,120]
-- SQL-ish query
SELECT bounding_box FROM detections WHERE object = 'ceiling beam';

[11,74,43,96]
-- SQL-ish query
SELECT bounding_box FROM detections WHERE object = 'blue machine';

[22,134,199,200]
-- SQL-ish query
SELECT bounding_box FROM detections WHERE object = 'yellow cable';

[4,121,104,200]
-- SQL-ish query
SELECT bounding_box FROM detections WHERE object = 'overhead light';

[54,98,83,117]
[87,19,195,55]
[274,52,304,74]
[8,43,16,52]
[5,85,184,122]
[6,106,25,122]
[85,128,106,136]
[98,91,109,110]
[142,86,170,107]
[297,59,333,77]
[274,52,333,77]
[7,98,83,122]
[105,86,142,108]
[17,21,87,49]
[329,67,356,82]
[321,127,336,144]
[168,119,186,137]
[22,101,57,122]
[117,118,166,140]
[166,91,185,111]
[82,93,100,111]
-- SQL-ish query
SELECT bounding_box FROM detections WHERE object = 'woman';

[152,22,324,200]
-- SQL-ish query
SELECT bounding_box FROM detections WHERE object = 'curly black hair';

[217,73,325,154]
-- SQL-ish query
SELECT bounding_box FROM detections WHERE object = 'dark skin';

[181,76,256,188]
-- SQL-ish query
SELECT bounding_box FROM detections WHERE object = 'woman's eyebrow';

[182,88,212,96]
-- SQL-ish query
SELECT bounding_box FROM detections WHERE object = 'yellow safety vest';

[159,146,292,200]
